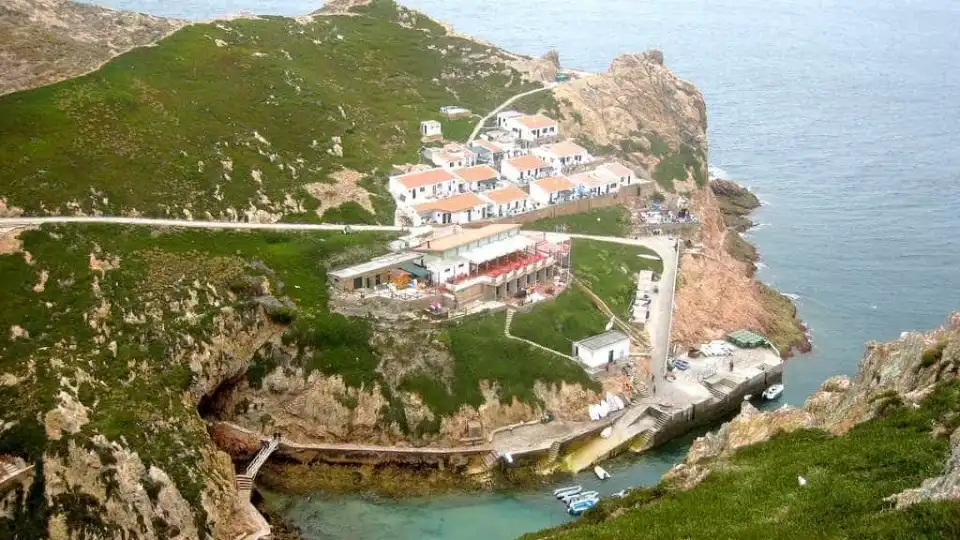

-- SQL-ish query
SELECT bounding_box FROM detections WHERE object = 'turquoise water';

[99,0,960,537]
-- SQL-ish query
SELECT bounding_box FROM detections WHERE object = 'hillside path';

[466,83,557,144]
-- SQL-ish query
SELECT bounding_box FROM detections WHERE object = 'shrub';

[921,341,947,368]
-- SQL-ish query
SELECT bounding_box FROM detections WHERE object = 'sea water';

[93,0,960,537]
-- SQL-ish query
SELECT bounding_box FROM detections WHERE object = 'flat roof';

[415,193,486,214]
[506,154,550,171]
[575,330,629,351]
[330,251,423,280]
[453,165,498,182]
[569,171,605,188]
[395,168,457,189]
[597,162,634,177]
[534,175,576,193]
[415,224,521,253]
[484,185,527,204]
[541,140,589,158]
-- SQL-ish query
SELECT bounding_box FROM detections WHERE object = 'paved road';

[466,83,557,144]
[565,234,681,395]
[0,216,405,232]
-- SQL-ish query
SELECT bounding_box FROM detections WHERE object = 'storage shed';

[572,331,630,369]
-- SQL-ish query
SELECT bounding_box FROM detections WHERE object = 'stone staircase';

[705,378,737,401]
[504,309,515,334]
[0,460,18,478]
[481,451,500,470]
[630,375,650,398]
[629,429,653,453]
[649,407,671,430]
[235,474,254,494]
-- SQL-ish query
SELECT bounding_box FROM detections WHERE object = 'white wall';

[529,184,552,206]
[574,340,630,369]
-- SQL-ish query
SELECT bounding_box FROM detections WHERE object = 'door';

[608,349,614,363]
[353,277,363,290]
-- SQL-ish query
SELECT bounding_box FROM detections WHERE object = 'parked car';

[671,358,691,371]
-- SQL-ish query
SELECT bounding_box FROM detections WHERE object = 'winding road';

[466,83,557,144]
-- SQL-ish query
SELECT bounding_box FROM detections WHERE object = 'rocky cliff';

[667,312,960,494]
[0,0,185,96]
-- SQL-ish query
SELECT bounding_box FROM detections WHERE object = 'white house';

[572,331,631,370]
[389,168,461,202]
[569,171,618,198]
[593,162,637,186]
[534,140,592,173]
[482,185,531,218]
[423,143,477,169]
[470,137,526,169]
[413,192,487,226]
[501,154,552,184]
[503,114,559,142]
[420,120,442,139]
[452,164,499,192]
[496,110,523,128]
[529,176,577,205]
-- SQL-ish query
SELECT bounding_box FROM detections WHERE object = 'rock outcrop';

[667,312,960,491]
[554,50,707,158]
[0,0,185,96]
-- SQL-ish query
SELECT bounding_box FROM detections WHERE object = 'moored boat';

[553,485,582,499]
[568,497,599,516]
[762,384,784,400]
[594,465,612,480]
[565,491,599,505]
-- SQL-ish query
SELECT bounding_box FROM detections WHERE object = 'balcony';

[444,252,555,292]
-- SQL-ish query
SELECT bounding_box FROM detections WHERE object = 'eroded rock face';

[0,0,186,95]
[554,50,707,156]
[667,313,960,490]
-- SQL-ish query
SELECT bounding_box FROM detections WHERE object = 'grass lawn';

[399,311,600,433]
[527,381,960,540]
[571,239,662,317]
[527,206,632,237]
[510,288,609,354]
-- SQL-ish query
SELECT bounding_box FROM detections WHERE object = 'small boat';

[762,384,784,400]
[565,491,599,505]
[594,465,612,480]
[600,427,613,439]
[568,497,599,516]
[612,489,629,499]
[553,485,582,499]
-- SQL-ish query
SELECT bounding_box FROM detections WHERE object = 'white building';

[423,143,477,169]
[389,168,461,202]
[593,162,638,187]
[503,114,559,142]
[530,175,577,205]
[572,331,631,370]
[501,154,552,184]
[470,137,526,169]
[420,120,442,139]
[452,164,500,192]
[413,192,488,226]
[483,185,531,218]
[534,140,592,173]
[569,171,618,197]
[496,110,523,128]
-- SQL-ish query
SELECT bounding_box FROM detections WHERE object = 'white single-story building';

[496,110,523,128]
[423,143,477,169]
[482,185,531,218]
[534,140,592,173]
[470,138,526,168]
[389,168,461,202]
[413,192,488,226]
[501,154,552,184]
[593,162,637,187]
[569,171,618,198]
[503,114,559,142]
[420,120,442,139]
[453,164,500,192]
[572,331,631,370]
[530,175,577,205]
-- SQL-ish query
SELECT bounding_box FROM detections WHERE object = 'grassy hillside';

[527,381,960,540]
[0,225,392,535]
[527,206,632,237]
[0,0,535,223]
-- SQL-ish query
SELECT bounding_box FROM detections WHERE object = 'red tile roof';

[453,165,498,183]
[506,154,550,171]
[396,168,458,189]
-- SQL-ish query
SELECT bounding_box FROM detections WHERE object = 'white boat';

[594,465,612,480]
[762,384,784,400]
[561,489,596,503]
[568,497,599,516]
[600,427,613,439]
[553,485,582,499]
[565,491,599,505]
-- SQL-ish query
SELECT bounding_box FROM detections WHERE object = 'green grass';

[0,0,533,221]
[510,288,609,354]
[399,312,600,427]
[571,239,662,317]
[0,225,393,534]
[510,89,561,118]
[528,381,960,540]
[648,133,707,191]
[439,117,476,142]
[527,206,633,237]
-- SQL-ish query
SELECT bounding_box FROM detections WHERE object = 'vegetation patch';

[571,239,662,317]
[921,341,948,368]
[757,282,808,355]
[527,206,632,237]
[510,288,609,354]
[647,133,707,191]
[0,0,533,221]
[528,381,960,540]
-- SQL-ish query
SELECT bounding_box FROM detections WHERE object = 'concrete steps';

[504,309,515,335]
[235,474,254,493]
[245,437,280,479]
[546,440,563,464]
[629,430,653,453]
[481,451,500,470]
